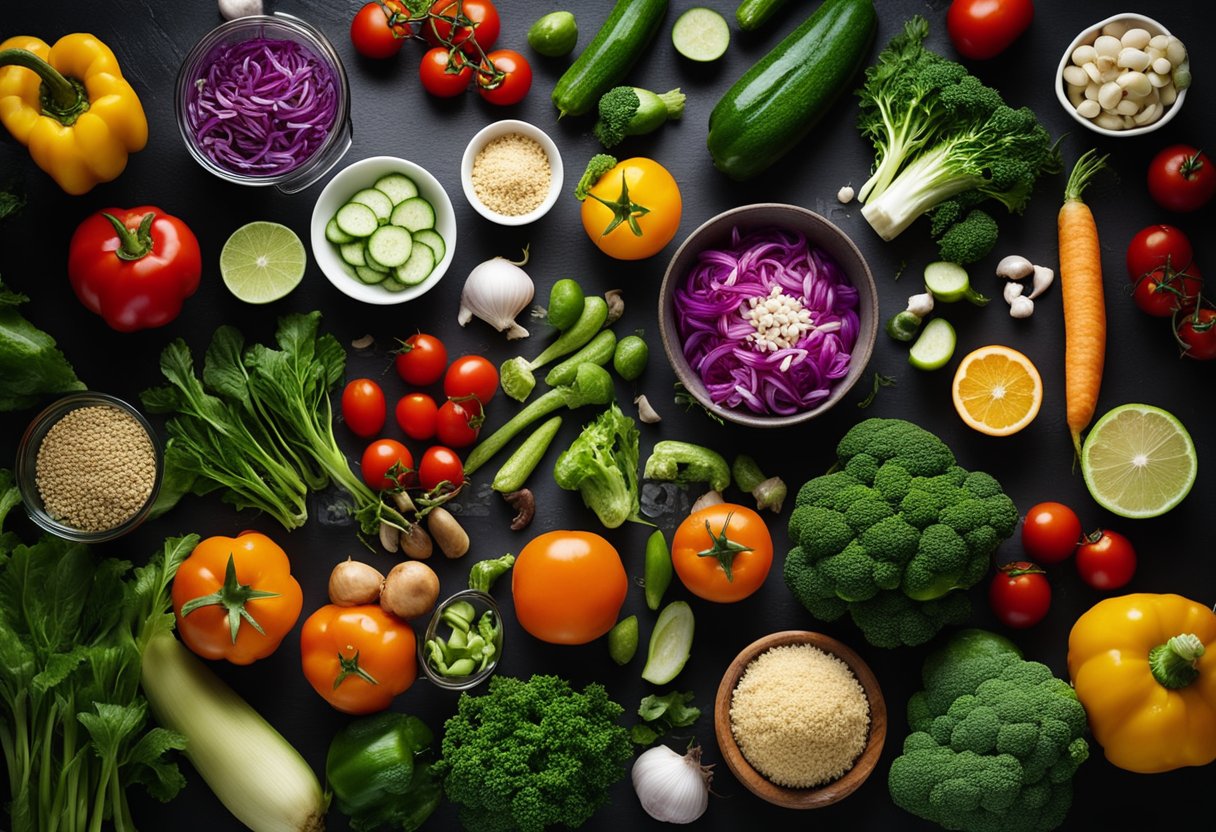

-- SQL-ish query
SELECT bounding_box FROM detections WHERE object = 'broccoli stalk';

[593,86,686,148]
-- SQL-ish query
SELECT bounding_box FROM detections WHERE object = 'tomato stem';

[179,553,281,644]
[1148,634,1205,689]
[586,171,651,238]
[333,649,380,689]
[695,511,752,582]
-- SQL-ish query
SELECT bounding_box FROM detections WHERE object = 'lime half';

[220,221,306,304]
[672,7,730,62]
[1081,403,1197,518]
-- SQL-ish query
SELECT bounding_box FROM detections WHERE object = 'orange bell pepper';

[171,532,304,666]
[1068,592,1216,773]
[300,604,417,715]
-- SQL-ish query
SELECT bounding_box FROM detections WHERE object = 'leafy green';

[0,278,84,411]
[142,312,408,536]
[553,403,644,528]
[0,477,196,832]
[0,182,24,220]
[630,690,702,746]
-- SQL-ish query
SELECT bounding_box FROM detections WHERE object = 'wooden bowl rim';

[713,630,887,809]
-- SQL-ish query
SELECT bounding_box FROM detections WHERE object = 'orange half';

[951,345,1043,436]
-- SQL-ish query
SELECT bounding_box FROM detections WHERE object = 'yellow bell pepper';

[1068,593,1216,774]
[0,33,147,195]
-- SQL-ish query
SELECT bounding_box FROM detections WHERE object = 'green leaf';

[0,277,85,411]
[629,724,662,746]
[0,537,93,654]
[0,468,20,531]
[78,701,148,763]
[130,535,199,647]
[32,647,87,693]
[201,326,252,406]
[124,725,187,802]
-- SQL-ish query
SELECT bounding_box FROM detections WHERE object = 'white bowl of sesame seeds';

[460,119,563,226]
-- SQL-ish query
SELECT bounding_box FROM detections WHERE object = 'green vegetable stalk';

[468,554,516,593]
[554,403,644,528]
[594,86,685,148]
[731,455,787,514]
[545,330,617,387]
[501,296,608,401]
[643,440,731,492]
[492,417,563,493]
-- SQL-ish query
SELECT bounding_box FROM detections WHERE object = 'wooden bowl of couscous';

[714,630,886,809]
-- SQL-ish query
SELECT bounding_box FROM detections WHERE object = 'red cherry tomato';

[361,439,414,490]
[988,562,1051,628]
[1020,502,1081,564]
[350,1,408,59]
[1127,225,1194,282]
[476,50,532,106]
[395,333,448,386]
[418,47,472,98]
[1147,145,1216,213]
[444,355,498,404]
[1132,264,1203,317]
[1075,530,1137,590]
[436,398,482,448]
[341,379,386,438]
[395,393,438,441]
[418,446,463,492]
[425,0,500,54]
[946,0,1034,60]
[1175,307,1216,360]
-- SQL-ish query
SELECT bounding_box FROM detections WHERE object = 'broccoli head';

[935,208,999,265]
[889,630,1090,832]
[785,419,1018,647]
[593,86,686,148]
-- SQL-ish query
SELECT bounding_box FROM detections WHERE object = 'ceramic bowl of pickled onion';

[658,204,878,428]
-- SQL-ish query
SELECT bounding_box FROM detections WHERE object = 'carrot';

[1058,149,1109,457]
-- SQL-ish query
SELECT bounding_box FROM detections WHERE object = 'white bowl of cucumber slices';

[311,155,456,304]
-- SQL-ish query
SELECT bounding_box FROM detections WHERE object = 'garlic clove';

[1028,265,1055,300]
[996,255,1035,281]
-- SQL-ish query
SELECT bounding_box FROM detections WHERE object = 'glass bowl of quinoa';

[460,119,563,226]
[714,630,887,809]
[14,392,163,543]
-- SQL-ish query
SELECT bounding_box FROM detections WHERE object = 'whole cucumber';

[551,0,669,118]
[708,0,877,180]
[735,0,792,31]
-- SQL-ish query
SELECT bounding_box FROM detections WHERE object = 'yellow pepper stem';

[0,48,89,125]
[1148,633,1205,690]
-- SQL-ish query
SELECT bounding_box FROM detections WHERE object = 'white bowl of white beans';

[1056,13,1190,137]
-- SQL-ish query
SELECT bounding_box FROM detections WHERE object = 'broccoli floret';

[888,630,1090,832]
[593,86,685,148]
[936,208,999,265]
[785,419,1019,647]
[437,675,633,832]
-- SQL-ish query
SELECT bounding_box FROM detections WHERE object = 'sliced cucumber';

[354,265,388,284]
[393,242,435,286]
[381,274,410,293]
[325,217,355,244]
[334,202,378,238]
[672,7,730,62]
[349,189,393,223]
[366,225,413,269]
[641,601,694,685]
[908,317,957,371]
[923,261,989,305]
[410,229,446,263]
[362,254,390,274]
[389,197,435,232]
[339,242,368,268]
[374,173,418,205]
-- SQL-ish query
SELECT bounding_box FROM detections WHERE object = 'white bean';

[1101,20,1129,39]
[1072,44,1098,66]
[1122,115,1137,129]
[1149,34,1170,51]
[1084,82,1100,101]
[1063,65,1089,87]
[1117,48,1150,71]
[1151,57,1172,76]
[1165,37,1187,67]
[1099,67,1120,84]
[1083,61,1102,83]
[1117,72,1152,97]
[1096,54,1117,73]
[1120,28,1151,49]
[1068,85,1085,107]
[1098,81,1123,110]
[1148,71,1171,89]
[1146,46,1165,62]
[1159,82,1177,106]
[1094,35,1122,58]
[1134,103,1161,125]
[1115,99,1140,115]
[1095,112,1124,130]
[1076,99,1101,119]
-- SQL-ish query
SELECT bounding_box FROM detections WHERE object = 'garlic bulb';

[458,252,535,340]
[218,0,263,20]
[632,744,712,824]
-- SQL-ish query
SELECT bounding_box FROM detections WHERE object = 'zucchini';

[551,0,668,117]
[707,0,877,180]
[735,0,791,32]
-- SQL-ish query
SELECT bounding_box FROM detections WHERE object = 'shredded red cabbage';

[674,226,860,416]
[186,37,338,176]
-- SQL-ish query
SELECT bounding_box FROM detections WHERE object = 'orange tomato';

[172,532,303,665]
[512,530,628,644]
[300,604,417,714]
[579,157,682,260]
[672,504,772,603]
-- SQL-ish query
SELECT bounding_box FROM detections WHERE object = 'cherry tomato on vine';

[1075,530,1137,590]
[1127,225,1194,282]
[476,50,532,106]
[436,398,482,448]
[1021,501,1081,564]
[989,562,1051,628]
[1175,307,1216,360]
[350,1,409,60]
[946,0,1034,60]
[361,439,414,490]
[425,0,500,54]
[341,379,386,438]
[395,393,438,441]
[418,446,463,492]
[419,47,472,98]
[395,333,447,385]
[1132,264,1203,317]
[444,355,498,404]
[1147,145,1216,213]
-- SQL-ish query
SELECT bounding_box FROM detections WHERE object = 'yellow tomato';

[580,157,682,260]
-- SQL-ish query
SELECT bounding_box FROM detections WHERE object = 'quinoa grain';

[471,133,551,216]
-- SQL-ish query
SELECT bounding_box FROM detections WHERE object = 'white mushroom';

[996,255,1035,281]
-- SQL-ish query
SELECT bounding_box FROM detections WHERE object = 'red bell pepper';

[67,206,201,332]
